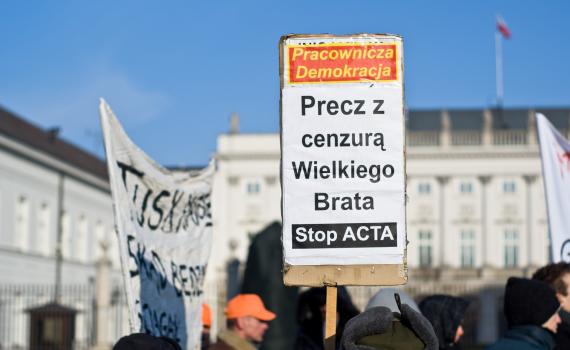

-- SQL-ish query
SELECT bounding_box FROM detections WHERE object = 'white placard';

[100,100,214,349]
[280,35,406,266]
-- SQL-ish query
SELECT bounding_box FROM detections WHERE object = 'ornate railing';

[405,130,535,147]
[407,131,439,146]
[492,130,527,145]
[451,131,482,146]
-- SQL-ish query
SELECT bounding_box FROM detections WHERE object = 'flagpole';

[495,30,503,108]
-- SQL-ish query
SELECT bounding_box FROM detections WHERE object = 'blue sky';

[1,1,569,166]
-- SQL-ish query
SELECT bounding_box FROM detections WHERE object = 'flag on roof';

[497,15,511,39]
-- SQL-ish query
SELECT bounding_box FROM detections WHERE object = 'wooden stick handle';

[324,286,338,350]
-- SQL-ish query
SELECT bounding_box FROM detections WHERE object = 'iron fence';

[0,284,129,350]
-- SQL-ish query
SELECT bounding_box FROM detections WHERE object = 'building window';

[246,181,260,194]
[459,182,473,194]
[37,202,51,255]
[76,215,88,262]
[15,195,30,251]
[460,230,475,268]
[95,221,105,260]
[418,182,431,194]
[503,181,516,193]
[504,229,519,267]
[418,230,433,267]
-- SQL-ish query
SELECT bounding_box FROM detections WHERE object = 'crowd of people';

[112,262,570,350]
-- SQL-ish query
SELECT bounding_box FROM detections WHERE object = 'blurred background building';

[0,106,126,349]
[2,105,570,348]
[209,107,570,345]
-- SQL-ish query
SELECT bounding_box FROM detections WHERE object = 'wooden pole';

[324,286,338,350]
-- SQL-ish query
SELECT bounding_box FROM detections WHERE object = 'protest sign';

[280,34,407,286]
[537,113,570,262]
[100,100,214,349]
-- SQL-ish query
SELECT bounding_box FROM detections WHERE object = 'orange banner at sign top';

[287,43,398,84]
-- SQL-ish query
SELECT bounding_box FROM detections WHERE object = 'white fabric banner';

[537,113,570,262]
[100,99,214,349]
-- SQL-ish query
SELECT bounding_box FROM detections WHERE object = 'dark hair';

[532,262,570,296]
[113,333,181,350]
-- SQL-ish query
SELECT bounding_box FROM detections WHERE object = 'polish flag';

[497,16,511,39]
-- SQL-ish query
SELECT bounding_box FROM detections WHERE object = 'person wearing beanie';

[532,262,570,350]
[209,294,276,350]
[366,288,421,313]
[419,295,469,350]
[341,293,439,350]
[486,277,563,350]
[112,333,181,350]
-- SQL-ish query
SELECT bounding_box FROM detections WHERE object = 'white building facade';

[0,106,124,349]
[0,107,120,284]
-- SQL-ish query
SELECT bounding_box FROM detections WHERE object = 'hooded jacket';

[419,295,469,350]
[340,295,438,350]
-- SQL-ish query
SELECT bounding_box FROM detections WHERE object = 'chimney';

[229,113,239,134]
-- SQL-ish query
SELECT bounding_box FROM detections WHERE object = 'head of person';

[532,262,570,312]
[225,294,276,343]
[342,294,438,350]
[366,288,420,313]
[418,294,469,349]
[113,333,181,350]
[504,277,562,333]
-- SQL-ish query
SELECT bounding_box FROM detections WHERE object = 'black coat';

[486,325,556,350]
[241,221,299,350]
[294,287,360,350]
[419,295,469,350]
[554,311,570,350]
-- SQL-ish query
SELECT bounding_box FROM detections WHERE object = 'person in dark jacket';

[341,293,439,350]
[294,287,359,350]
[419,295,469,350]
[486,277,562,350]
[532,262,570,350]
[241,221,299,350]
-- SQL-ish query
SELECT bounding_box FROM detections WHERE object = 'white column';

[93,240,112,350]
[527,111,537,145]
[482,110,493,146]
[440,110,451,147]
[478,176,491,268]
[436,176,450,267]
[523,175,538,267]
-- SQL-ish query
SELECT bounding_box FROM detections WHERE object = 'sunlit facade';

[210,107,570,344]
